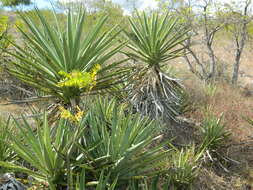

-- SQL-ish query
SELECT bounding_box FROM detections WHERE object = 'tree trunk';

[206,42,216,80]
[232,49,242,84]
[231,0,251,84]
[203,4,218,81]
[183,38,208,80]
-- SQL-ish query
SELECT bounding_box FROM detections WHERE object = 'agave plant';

[196,114,233,173]
[76,170,118,190]
[199,114,230,153]
[0,113,86,190]
[5,8,129,109]
[167,146,200,189]
[75,97,171,185]
[123,12,189,121]
[0,98,172,189]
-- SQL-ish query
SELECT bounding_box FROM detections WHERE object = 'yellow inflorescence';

[59,106,84,123]
[0,15,8,34]
[75,106,84,122]
[57,64,101,90]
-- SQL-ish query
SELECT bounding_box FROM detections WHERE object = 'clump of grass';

[245,117,253,126]
[204,83,218,97]
[186,81,253,142]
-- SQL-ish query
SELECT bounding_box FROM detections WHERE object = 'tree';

[158,0,229,82]
[0,0,31,6]
[224,0,252,84]
[57,0,127,32]
[158,0,253,85]
[86,0,127,30]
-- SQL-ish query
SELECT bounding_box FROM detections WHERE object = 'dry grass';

[182,76,253,189]
[185,79,253,142]
[195,168,251,190]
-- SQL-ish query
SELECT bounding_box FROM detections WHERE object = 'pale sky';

[32,0,247,13]
[33,0,158,12]
[111,0,158,14]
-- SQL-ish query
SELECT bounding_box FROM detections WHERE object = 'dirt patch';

[0,99,29,117]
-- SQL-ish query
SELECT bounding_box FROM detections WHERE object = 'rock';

[0,173,26,190]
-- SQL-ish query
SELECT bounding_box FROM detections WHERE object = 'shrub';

[0,114,85,190]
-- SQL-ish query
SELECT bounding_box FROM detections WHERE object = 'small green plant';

[204,83,218,97]
[197,113,232,173]
[166,146,200,189]
[245,116,253,127]
[199,113,230,154]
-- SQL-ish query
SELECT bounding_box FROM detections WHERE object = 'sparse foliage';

[0,0,31,7]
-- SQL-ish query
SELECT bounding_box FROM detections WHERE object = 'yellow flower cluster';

[59,106,84,123]
[0,15,8,34]
[58,64,101,90]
